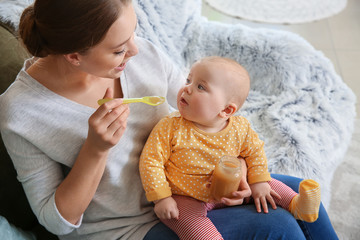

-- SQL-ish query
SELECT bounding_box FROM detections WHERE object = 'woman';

[0,0,338,239]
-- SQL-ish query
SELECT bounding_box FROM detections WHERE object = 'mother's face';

[77,3,139,79]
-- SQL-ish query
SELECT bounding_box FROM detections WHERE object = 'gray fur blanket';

[0,0,357,209]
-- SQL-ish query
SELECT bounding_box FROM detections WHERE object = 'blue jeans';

[143,174,338,240]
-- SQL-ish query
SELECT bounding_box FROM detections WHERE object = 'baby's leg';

[269,178,321,222]
[268,178,298,208]
[160,195,223,240]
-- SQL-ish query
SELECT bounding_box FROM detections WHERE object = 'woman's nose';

[125,33,139,58]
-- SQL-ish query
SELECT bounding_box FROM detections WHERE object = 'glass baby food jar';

[210,155,242,201]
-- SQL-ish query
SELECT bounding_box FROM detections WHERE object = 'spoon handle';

[97,98,114,105]
[122,98,143,104]
[97,98,144,106]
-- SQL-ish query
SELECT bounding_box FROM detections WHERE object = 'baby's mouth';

[180,97,188,105]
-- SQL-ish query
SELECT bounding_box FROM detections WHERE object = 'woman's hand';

[87,88,130,152]
[250,182,281,213]
[210,157,252,206]
[221,177,252,206]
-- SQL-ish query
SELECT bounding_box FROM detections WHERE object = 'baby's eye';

[198,84,205,90]
[185,78,191,85]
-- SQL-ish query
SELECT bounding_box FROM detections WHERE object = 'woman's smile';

[114,62,126,71]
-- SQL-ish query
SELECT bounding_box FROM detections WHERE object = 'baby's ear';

[220,103,237,118]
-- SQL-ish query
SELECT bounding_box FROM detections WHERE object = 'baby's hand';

[154,197,179,220]
[250,182,281,213]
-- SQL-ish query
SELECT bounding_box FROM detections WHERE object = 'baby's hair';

[198,56,250,110]
[198,56,239,65]
[18,0,132,57]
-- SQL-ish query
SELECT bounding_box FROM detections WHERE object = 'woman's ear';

[63,53,81,66]
[220,103,237,118]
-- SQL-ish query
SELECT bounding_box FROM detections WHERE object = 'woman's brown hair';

[19,0,131,57]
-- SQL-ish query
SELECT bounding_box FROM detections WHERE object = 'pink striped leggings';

[160,178,298,240]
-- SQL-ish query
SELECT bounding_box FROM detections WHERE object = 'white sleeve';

[1,131,82,235]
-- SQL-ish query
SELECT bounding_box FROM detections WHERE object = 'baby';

[140,56,321,240]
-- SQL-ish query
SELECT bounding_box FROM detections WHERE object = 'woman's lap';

[208,204,305,240]
[145,206,304,240]
[272,174,338,240]
[143,222,179,240]
[144,174,338,240]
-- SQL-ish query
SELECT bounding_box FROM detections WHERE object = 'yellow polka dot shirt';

[139,112,271,202]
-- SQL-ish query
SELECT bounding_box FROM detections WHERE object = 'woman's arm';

[55,90,130,225]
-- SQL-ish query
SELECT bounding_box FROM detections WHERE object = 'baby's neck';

[193,118,229,133]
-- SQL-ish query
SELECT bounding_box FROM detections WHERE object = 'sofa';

[0,0,356,239]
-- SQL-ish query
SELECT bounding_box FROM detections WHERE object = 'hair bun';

[18,5,48,57]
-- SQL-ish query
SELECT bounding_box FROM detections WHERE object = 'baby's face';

[177,61,231,126]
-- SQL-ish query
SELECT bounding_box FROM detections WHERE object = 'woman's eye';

[114,50,126,55]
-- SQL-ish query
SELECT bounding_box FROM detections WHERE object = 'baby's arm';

[154,197,179,220]
[239,118,280,212]
[139,118,173,204]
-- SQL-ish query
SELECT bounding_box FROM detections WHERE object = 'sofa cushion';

[0,25,28,93]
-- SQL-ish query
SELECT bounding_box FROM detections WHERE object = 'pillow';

[0,216,36,240]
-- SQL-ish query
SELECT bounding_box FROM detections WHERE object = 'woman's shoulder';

[1,58,41,95]
[1,65,31,108]
[1,61,41,103]
[0,60,61,128]
[134,36,162,58]
[132,36,178,71]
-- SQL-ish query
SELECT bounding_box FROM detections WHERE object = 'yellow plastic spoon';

[97,96,165,106]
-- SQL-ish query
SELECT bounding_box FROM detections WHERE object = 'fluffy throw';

[0,0,356,209]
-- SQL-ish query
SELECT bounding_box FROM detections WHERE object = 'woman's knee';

[208,205,305,240]
[271,174,302,192]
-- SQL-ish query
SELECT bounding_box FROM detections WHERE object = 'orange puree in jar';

[210,156,242,201]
